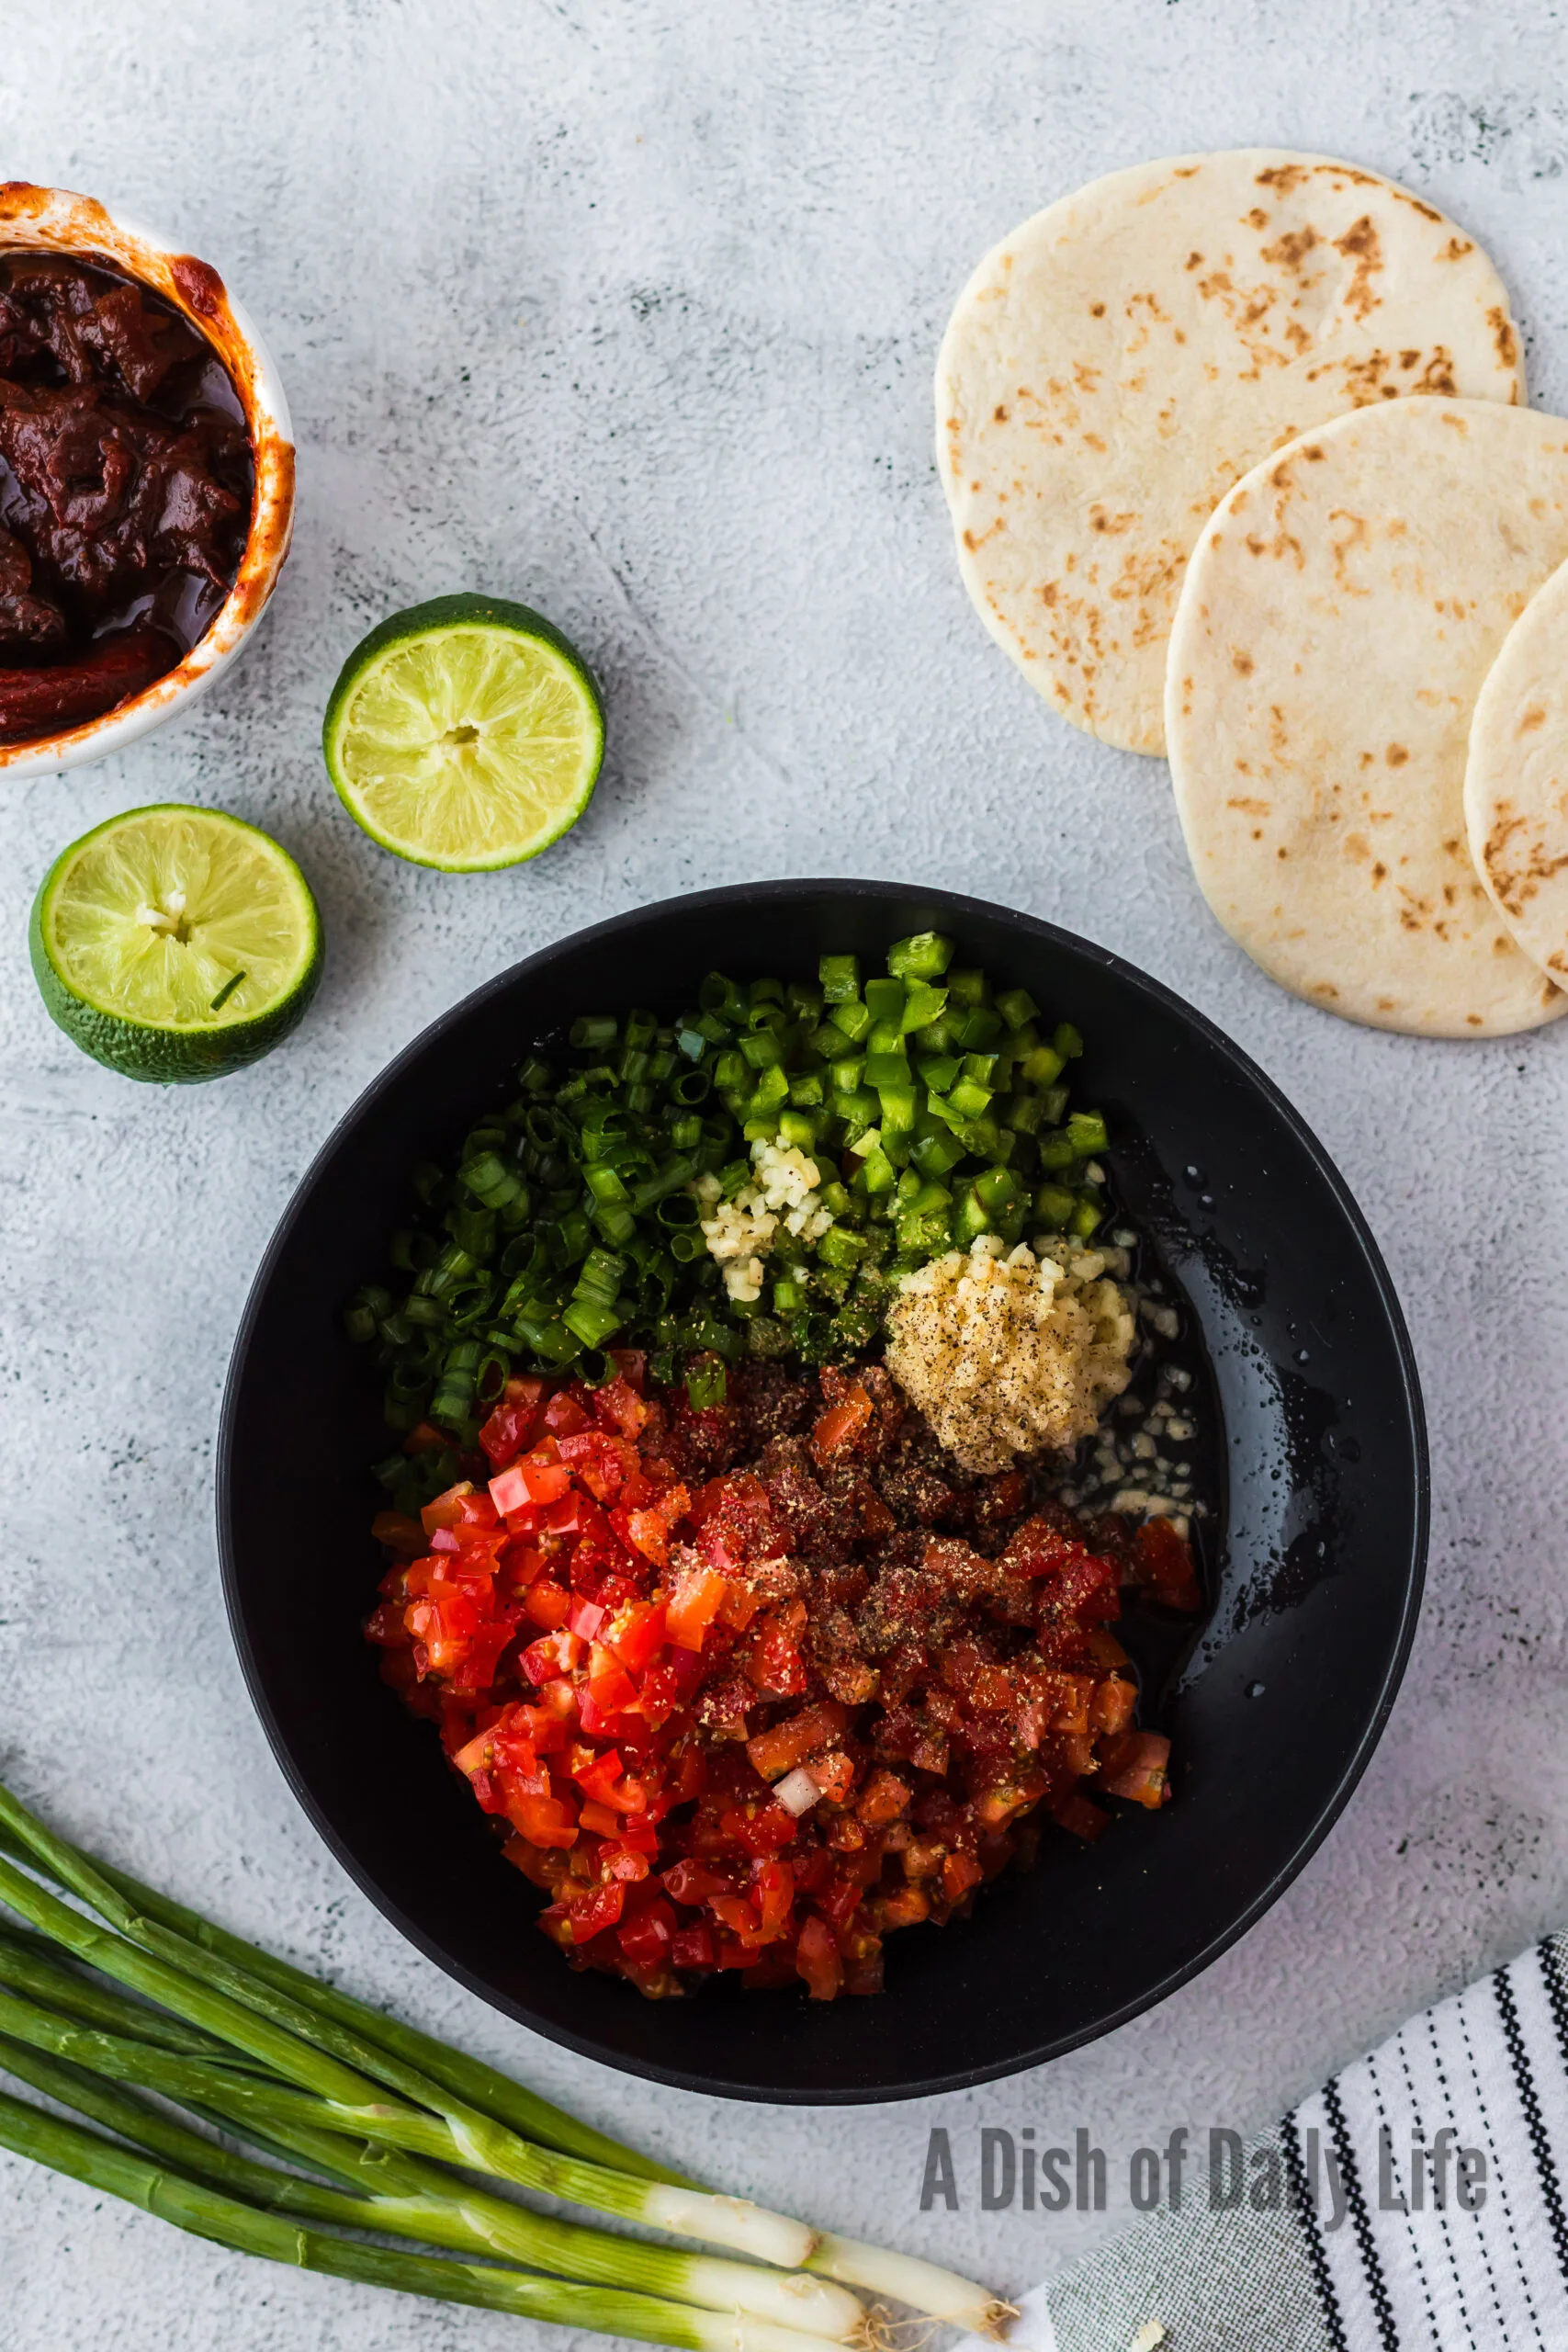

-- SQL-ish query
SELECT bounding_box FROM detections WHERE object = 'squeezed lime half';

[321,593,604,871]
[30,803,322,1083]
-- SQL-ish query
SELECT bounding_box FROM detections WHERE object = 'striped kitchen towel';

[996,1933,1568,2352]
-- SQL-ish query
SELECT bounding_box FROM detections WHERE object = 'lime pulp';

[321,593,604,872]
[30,804,322,1083]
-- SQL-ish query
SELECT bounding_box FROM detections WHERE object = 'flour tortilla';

[936,151,1524,756]
[1464,555,1568,986]
[1166,399,1568,1037]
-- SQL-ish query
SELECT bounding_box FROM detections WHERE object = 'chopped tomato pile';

[367,1354,1201,1999]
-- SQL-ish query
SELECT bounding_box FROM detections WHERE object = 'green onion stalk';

[0,1841,813,2268]
[6,1845,682,2176]
[0,2086,836,2352]
[0,1996,863,2342]
[0,1782,1010,2338]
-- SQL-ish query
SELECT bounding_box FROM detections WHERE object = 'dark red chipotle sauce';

[0,251,254,741]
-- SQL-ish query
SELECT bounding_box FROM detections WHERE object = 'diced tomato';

[499,1539,548,1588]
[547,1882,624,1944]
[1050,1674,1095,1735]
[452,1619,516,1693]
[754,1858,795,1941]
[689,1472,781,1566]
[973,1775,1046,1829]
[1059,1560,1122,1624]
[570,1745,626,1801]
[1090,1677,1137,1736]
[942,1850,982,1902]
[716,1577,761,1631]
[742,1609,809,1698]
[479,1378,547,1467]
[604,1599,667,1673]
[372,1354,1193,2005]
[613,1771,652,1817]
[1131,1518,1203,1611]
[407,1580,510,1681]
[587,1644,637,1717]
[558,1429,637,1504]
[616,1494,686,1567]
[746,1701,850,1781]
[617,1897,676,1968]
[856,1770,911,1826]
[565,1744,647,1813]
[633,1661,684,1725]
[795,1914,843,2000]
[665,1565,728,1652]
[542,1390,593,1438]
[480,1704,539,1762]
[521,1629,583,1684]
[810,1384,872,1463]
[840,1934,884,1997]
[520,1452,573,1506]
[522,1580,572,1630]
[1100,1731,1171,1808]
[616,1812,660,1855]
[999,1515,1085,1579]
[519,1706,567,1756]
[421,1482,477,1537]
[818,1374,879,1467]
[454,1722,512,1780]
[488,1465,534,1517]
[600,1840,652,1882]
[818,1851,880,1927]
[576,1689,638,1740]
[662,1857,729,1905]
[538,1495,580,1544]
[511,1792,578,1849]
[592,1374,649,1438]
[710,1891,763,1945]
[806,1752,856,1804]
[494,1749,552,1819]
[718,1802,797,1858]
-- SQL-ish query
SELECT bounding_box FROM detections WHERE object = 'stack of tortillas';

[937,149,1568,1037]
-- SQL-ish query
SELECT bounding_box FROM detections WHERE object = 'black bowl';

[219,880,1427,2103]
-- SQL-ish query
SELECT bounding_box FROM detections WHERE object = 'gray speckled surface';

[3,3,1567,2344]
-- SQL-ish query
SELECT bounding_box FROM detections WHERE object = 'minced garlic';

[885,1233,1136,1473]
[694,1138,835,1303]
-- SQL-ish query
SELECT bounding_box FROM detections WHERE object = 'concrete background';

[2,3,1567,2344]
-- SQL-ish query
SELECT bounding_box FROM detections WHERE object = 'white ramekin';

[0,181,295,778]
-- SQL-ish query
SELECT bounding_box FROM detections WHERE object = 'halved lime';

[321,593,604,871]
[29,804,322,1083]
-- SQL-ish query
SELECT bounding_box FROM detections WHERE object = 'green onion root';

[807,2233,1018,2338]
